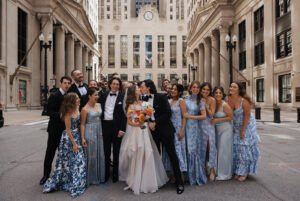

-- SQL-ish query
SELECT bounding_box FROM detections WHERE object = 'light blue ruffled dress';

[84,106,105,185]
[233,98,260,176]
[214,102,233,180]
[162,98,187,172]
[43,116,86,197]
[184,95,207,185]
[199,98,217,170]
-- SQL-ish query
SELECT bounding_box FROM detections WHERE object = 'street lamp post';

[39,33,52,116]
[86,64,93,82]
[225,33,237,84]
[191,64,198,81]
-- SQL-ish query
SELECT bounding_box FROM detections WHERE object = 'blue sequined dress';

[184,95,207,185]
[233,98,260,176]
[43,116,86,197]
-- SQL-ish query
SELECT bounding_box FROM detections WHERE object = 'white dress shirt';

[75,83,87,96]
[148,94,155,121]
[59,88,66,95]
[104,91,118,120]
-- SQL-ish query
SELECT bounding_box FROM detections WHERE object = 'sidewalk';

[2,109,49,126]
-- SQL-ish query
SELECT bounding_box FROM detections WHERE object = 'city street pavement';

[0,110,299,201]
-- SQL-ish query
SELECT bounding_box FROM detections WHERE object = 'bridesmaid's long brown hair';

[60,93,78,121]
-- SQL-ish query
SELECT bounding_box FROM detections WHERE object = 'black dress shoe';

[112,174,118,183]
[40,176,48,185]
[176,184,184,194]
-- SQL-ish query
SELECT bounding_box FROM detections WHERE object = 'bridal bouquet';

[127,102,153,129]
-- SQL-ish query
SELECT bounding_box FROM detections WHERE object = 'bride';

[119,85,169,195]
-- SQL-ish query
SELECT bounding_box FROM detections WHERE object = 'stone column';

[54,25,65,85]
[204,37,211,83]
[198,43,204,83]
[66,33,75,77]
[219,28,230,92]
[75,41,82,71]
[291,0,300,107]
[82,46,88,83]
[211,33,220,87]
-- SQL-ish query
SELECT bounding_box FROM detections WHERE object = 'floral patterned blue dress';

[184,95,207,185]
[233,98,260,176]
[162,98,187,172]
[43,116,86,197]
[84,106,105,185]
[199,98,217,170]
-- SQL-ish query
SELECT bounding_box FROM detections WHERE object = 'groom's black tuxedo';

[43,90,65,177]
[98,91,127,181]
[150,93,183,186]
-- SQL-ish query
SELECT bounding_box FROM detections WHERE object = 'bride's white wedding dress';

[119,105,169,195]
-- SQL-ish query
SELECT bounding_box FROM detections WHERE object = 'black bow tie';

[110,93,117,96]
[142,95,152,101]
[78,85,84,88]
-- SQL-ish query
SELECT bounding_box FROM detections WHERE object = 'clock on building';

[144,11,153,21]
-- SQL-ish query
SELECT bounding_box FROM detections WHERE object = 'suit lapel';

[113,93,122,114]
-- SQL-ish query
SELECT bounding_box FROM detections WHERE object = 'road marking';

[23,120,49,126]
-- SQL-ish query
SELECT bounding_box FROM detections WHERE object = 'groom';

[140,79,184,194]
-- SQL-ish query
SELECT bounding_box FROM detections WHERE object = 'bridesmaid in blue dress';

[43,93,86,197]
[183,81,207,185]
[80,88,105,185]
[211,87,234,180]
[199,82,217,181]
[162,84,187,179]
[228,82,260,182]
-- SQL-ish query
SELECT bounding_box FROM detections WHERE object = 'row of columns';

[189,27,231,91]
[40,17,94,87]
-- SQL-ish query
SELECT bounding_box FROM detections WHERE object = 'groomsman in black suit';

[140,79,184,194]
[68,69,88,110]
[98,77,127,183]
[40,76,72,185]
[81,80,99,107]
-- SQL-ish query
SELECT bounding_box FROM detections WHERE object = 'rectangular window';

[239,51,246,70]
[158,36,164,68]
[120,74,128,81]
[279,74,291,103]
[254,42,264,66]
[133,73,140,81]
[170,36,177,67]
[145,73,152,80]
[276,0,291,18]
[254,6,264,33]
[133,36,140,68]
[19,80,27,104]
[145,35,152,68]
[239,21,246,42]
[18,8,27,66]
[108,35,115,68]
[170,74,178,84]
[256,79,264,102]
[120,35,128,68]
[276,29,292,59]
[182,36,187,68]
[157,73,165,91]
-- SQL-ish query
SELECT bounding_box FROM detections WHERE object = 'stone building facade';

[98,0,189,90]
[0,0,99,109]
[187,0,300,110]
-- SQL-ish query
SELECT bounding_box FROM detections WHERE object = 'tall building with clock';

[98,0,188,90]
